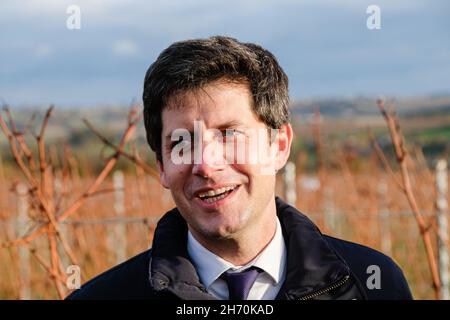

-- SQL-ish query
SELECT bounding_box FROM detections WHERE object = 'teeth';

[198,186,236,199]
[204,192,228,203]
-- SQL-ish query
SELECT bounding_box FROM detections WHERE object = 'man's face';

[158,81,292,244]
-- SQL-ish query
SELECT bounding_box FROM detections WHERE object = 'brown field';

[1,161,448,299]
[0,105,449,300]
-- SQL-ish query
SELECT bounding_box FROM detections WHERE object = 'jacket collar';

[148,206,215,299]
[148,197,361,300]
[273,198,352,299]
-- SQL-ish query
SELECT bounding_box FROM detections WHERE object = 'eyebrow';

[215,120,243,130]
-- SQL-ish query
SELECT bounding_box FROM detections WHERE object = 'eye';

[170,137,191,149]
[170,137,182,149]
[220,129,240,141]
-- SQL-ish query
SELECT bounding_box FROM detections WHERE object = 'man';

[67,36,412,300]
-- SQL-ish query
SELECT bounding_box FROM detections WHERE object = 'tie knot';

[221,266,262,300]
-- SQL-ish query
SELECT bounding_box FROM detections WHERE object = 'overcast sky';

[1,0,449,107]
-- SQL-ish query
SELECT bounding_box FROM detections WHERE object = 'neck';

[190,205,278,266]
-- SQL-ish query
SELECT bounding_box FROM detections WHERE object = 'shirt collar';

[251,217,286,284]
[187,217,286,289]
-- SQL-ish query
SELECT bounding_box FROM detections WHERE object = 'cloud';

[1,0,448,105]
[112,39,139,56]
[1,0,133,16]
[35,44,53,58]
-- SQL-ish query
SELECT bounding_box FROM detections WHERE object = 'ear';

[274,123,293,172]
[157,160,170,189]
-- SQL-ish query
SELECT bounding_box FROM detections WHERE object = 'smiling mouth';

[196,185,238,204]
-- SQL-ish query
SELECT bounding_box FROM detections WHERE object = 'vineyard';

[0,101,449,300]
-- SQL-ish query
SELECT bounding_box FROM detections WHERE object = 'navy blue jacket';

[67,197,412,300]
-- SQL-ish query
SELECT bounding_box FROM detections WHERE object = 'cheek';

[231,163,256,187]
[165,164,190,189]
[234,163,274,190]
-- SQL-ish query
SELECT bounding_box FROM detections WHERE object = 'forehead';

[161,81,263,130]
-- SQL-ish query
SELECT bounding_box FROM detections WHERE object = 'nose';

[192,139,227,178]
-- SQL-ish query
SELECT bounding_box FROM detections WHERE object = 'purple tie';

[222,267,261,300]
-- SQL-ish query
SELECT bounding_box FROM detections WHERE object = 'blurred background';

[0,0,449,299]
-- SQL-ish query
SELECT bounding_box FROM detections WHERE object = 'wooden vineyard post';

[377,179,392,256]
[436,159,449,300]
[16,183,31,299]
[283,161,297,206]
[113,170,127,264]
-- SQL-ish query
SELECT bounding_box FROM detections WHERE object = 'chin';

[198,222,241,240]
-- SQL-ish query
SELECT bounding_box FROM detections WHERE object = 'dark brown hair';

[143,35,290,161]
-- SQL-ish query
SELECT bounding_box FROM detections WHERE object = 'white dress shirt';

[187,217,287,300]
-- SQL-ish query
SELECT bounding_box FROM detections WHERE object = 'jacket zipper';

[296,275,351,300]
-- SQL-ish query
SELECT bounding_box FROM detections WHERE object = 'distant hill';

[1,96,449,171]
[1,95,449,147]
[290,96,450,118]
